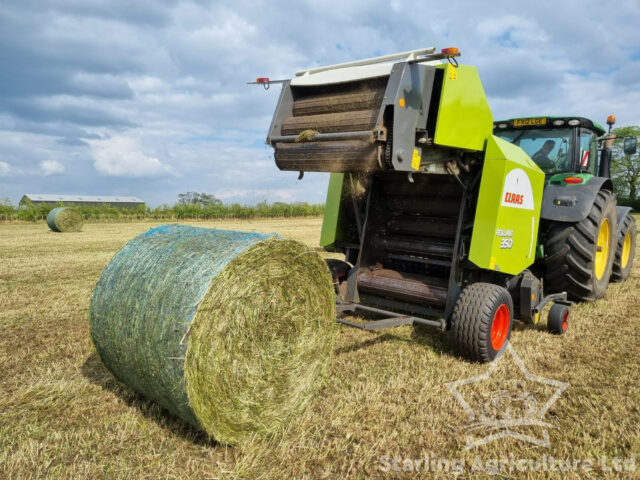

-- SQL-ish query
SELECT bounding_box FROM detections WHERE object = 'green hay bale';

[46,207,83,232]
[89,224,335,444]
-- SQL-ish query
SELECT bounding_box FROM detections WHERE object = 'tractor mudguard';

[616,206,633,233]
[540,177,614,223]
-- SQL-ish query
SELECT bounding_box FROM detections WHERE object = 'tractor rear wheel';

[544,190,617,301]
[450,283,513,363]
[611,214,636,282]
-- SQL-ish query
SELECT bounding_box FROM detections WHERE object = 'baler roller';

[386,215,457,239]
[274,139,379,172]
[281,110,379,136]
[386,195,460,217]
[382,235,455,258]
[292,89,385,117]
[358,268,448,306]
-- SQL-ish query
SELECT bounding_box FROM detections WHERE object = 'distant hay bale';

[89,224,335,444]
[46,207,83,232]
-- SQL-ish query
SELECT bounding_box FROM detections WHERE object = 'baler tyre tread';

[449,283,513,363]
[611,214,636,282]
[544,189,617,301]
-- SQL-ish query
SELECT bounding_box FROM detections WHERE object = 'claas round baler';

[255,47,635,362]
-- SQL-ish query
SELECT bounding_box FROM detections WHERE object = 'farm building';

[21,194,145,209]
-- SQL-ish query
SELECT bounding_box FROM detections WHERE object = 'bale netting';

[46,207,83,232]
[89,224,335,444]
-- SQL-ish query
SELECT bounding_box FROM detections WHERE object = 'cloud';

[90,135,172,177]
[0,161,10,176]
[0,0,639,205]
[40,160,65,176]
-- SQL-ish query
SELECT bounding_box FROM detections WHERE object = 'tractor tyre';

[611,214,636,282]
[450,283,513,363]
[544,189,617,301]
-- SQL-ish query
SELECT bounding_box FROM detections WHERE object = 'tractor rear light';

[497,123,507,128]
[568,119,580,126]
[552,120,564,126]
[441,47,459,55]
[563,177,584,184]
[256,77,270,83]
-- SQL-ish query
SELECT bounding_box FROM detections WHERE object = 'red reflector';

[256,77,270,83]
[441,47,459,55]
[564,177,584,184]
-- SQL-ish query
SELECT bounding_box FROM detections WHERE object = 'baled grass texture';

[46,207,83,232]
[89,224,335,444]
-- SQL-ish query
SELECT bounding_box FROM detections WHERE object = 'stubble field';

[1,217,639,479]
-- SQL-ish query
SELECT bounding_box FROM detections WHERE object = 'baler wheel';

[324,259,351,299]
[611,214,636,282]
[544,190,617,301]
[547,303,569,335]
[450,283,513,363]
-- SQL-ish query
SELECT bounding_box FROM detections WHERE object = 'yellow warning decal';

[489,256,496,270]
[411,148,421,170]
[447,63,458,80]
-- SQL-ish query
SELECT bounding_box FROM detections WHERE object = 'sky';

[1,0,639,206]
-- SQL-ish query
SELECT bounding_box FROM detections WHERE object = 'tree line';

[0,196,324,222]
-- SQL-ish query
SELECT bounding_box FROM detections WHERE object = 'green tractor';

[257,47,637,362]
[493,116,637,300]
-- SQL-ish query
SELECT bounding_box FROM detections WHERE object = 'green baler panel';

[434,64,493,152]
[320,173,345,249]
[469,136,545,275]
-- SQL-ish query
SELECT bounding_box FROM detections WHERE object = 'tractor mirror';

[623,137,637,155]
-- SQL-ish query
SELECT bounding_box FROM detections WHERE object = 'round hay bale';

[46,207,83,232]
[89,224,335,444]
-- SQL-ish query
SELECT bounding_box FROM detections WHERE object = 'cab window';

[579,128,598,175]
[495,128,573,174]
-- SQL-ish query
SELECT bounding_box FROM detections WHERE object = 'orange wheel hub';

[491,304,510,350]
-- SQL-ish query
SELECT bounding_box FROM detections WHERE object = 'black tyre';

[325,259,350,281]
[544,190,617,301]
[324,259,351,298]
[547,303,569,335]
[450,283,513,363]
[611,214,636,282]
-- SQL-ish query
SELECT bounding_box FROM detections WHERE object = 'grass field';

[1,218,639,479]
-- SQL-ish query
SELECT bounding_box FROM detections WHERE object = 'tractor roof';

[493,116,606,136]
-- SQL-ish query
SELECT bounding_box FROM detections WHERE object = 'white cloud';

[0,161,9,176]
[40,160,65,175]
[90,135,172,177]
[1,0,640,205]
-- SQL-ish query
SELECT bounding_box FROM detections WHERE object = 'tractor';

[255,47,637,362]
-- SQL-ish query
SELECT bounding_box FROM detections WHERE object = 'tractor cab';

[493,117,606,179]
